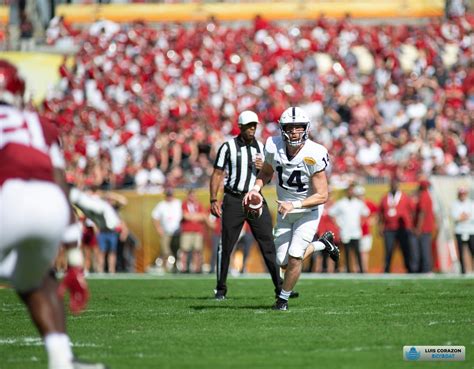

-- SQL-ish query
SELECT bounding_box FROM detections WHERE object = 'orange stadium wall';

[118,183,418,274]
[51,0,444,24]
[0,6,6,24]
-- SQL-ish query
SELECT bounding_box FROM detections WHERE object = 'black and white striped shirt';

[214,136,264,194]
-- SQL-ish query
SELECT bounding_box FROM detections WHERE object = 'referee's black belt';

[224,187,247,199]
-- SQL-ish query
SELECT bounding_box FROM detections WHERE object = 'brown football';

[243,196,263,220]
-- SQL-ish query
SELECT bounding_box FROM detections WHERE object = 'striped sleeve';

[214,142,229,169]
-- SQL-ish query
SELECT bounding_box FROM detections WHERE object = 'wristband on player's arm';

[251,184,261,193]
[291,200,303,209]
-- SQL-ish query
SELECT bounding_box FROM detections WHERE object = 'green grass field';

[1,275,473,369]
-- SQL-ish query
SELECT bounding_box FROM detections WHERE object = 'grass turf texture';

[0,276,472,369]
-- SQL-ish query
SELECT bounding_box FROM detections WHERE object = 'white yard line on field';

[0,337,100,347]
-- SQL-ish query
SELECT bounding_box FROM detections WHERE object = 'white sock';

[44,333,73,369]
[279,289,291,301]
[312,241,326,252]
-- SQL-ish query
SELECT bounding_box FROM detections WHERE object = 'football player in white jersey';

[244,106,339,311]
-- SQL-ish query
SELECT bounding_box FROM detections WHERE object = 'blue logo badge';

[406,347,421,361]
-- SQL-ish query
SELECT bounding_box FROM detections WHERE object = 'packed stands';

[36,12,473,191]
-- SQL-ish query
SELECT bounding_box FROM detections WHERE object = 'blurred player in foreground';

[244,106,339,311]
[0,60,108,369]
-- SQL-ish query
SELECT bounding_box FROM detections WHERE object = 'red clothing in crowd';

[379,191,414,231]
[318,209,341,244]
[415,189,435,233]
[361,199,378,236]
[181,199,205,234]
[465,126,474,156]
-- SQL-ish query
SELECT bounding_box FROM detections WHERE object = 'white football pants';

[0,179,69,292]
[274,206,324,266]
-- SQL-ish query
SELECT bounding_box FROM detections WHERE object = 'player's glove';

[58,248,89,315]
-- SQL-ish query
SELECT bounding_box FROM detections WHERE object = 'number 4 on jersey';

[276,166,306,192]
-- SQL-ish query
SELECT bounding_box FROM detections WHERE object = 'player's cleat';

[72,359,109,369]
[214,290,226,301]
[275,290,299,299]
[272,298,289,311]
[319,231,339,262]
[289,291,299,299]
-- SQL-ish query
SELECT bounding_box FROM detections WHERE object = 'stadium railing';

[53,0,444,23]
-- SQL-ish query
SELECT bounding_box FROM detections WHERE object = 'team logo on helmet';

[278,106,310,147]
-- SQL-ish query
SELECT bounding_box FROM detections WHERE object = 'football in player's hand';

[243,195,263,220]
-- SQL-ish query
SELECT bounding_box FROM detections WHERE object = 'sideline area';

[83,273,474,280]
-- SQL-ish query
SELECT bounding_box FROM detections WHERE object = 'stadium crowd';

[38,12,473,191]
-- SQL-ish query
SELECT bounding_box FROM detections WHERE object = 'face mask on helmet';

[0,60,25,107]
[279,107,310,147]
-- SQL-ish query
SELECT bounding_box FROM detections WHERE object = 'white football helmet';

[279,106,310,147]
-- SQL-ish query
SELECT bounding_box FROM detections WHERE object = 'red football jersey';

[0,106,60,186]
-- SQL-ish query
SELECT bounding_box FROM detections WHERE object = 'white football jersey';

[264,136,329,212]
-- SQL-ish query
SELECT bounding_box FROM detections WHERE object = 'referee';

[210,111,285,300]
